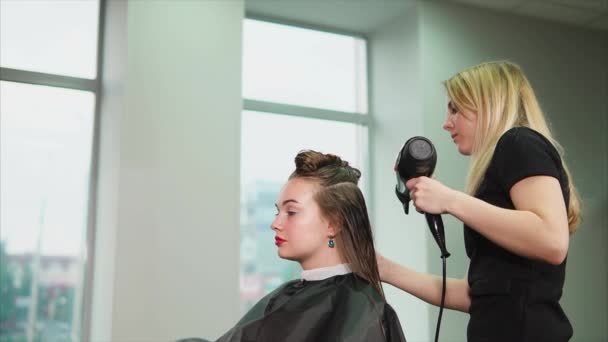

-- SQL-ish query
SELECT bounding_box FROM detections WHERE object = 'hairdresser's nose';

[443,114,454,131]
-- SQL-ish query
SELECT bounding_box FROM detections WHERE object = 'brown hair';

[289,150,384,298]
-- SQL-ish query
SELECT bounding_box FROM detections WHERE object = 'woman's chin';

[277,250,296,261]
[458,145,472,156]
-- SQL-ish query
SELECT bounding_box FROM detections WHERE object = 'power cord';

[434,255,448,342]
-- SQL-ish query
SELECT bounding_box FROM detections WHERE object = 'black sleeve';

[491,128,562,193]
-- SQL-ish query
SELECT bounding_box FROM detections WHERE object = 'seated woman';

[213,150,406,342]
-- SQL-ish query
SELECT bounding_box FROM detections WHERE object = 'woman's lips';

[275,237,286,246]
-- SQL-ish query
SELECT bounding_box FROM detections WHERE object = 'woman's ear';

[327,222,341,238]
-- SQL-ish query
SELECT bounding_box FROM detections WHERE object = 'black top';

[214,273,406,342]
[465,127,569,300]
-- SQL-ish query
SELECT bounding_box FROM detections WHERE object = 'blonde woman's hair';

[443,61,581,233]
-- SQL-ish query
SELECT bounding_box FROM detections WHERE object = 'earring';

[328,238,335,248]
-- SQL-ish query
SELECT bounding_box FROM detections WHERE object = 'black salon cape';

[215,273,406,342]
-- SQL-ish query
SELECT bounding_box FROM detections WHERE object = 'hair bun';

[292,150,361,185]
[295,150,348,171]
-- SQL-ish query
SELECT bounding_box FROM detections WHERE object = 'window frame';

[0,0,106,339]
[240,14,375,309]
[242,13,373,197]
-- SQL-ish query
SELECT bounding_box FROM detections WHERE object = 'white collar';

[301,263,352,281]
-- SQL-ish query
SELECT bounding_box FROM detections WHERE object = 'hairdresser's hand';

[405,176,457,215]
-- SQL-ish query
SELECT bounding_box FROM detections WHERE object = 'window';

[0,1,102,341]
[0,0,99,78]
[243,19,367,113]
[240,18,369,312]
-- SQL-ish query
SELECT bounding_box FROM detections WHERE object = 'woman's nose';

[270,216,281,231]
[443,115,453,131]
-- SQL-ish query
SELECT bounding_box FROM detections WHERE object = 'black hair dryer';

[395,136,450,258]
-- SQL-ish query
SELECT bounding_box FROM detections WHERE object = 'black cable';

[434,256,447,342]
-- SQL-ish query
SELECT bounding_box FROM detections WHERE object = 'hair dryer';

[394,136,450,258]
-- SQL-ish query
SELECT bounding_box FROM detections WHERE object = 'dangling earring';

[328,238,335,248]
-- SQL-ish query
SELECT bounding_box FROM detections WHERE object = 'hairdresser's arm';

[449,176,569,265]
[378,254,470,313]
[409,176,569,265]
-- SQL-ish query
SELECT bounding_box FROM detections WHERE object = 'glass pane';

[243,19,368,114]
[0,81,95,341]
[239,110,367,313]
[0,0,100,79]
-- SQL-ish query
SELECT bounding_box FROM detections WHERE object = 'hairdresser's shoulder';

[498,126,551,147]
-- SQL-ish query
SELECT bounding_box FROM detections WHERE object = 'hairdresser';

[378,61,581,342]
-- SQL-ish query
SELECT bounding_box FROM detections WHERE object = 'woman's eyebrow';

[275,199,299,209]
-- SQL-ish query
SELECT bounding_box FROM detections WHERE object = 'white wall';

[417,2,608,341]
[91,1,244,341]
[89,0,126,339]
[370,6,431,341]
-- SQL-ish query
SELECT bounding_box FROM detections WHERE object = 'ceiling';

[246,0,416,35]
[246,0,608,34]
[448,0,608,31]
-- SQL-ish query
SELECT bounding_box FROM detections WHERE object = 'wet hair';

[290,150,361,186]
[289,150,384,298]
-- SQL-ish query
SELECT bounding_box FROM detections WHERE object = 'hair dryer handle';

[425,213,450,258]
[395,185,411,215]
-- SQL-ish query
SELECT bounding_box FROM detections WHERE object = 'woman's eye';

[448,102,459,115]
[274,210,295,217]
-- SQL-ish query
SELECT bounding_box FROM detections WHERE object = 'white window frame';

[0,0,106,339]
[242,13,373,201]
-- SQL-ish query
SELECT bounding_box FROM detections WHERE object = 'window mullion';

[243,99,369,126]
[0,67,98,92]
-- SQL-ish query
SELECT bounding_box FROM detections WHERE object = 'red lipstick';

[275,236,286,246]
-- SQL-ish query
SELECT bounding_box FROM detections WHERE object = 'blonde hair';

[444,61,581,233]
